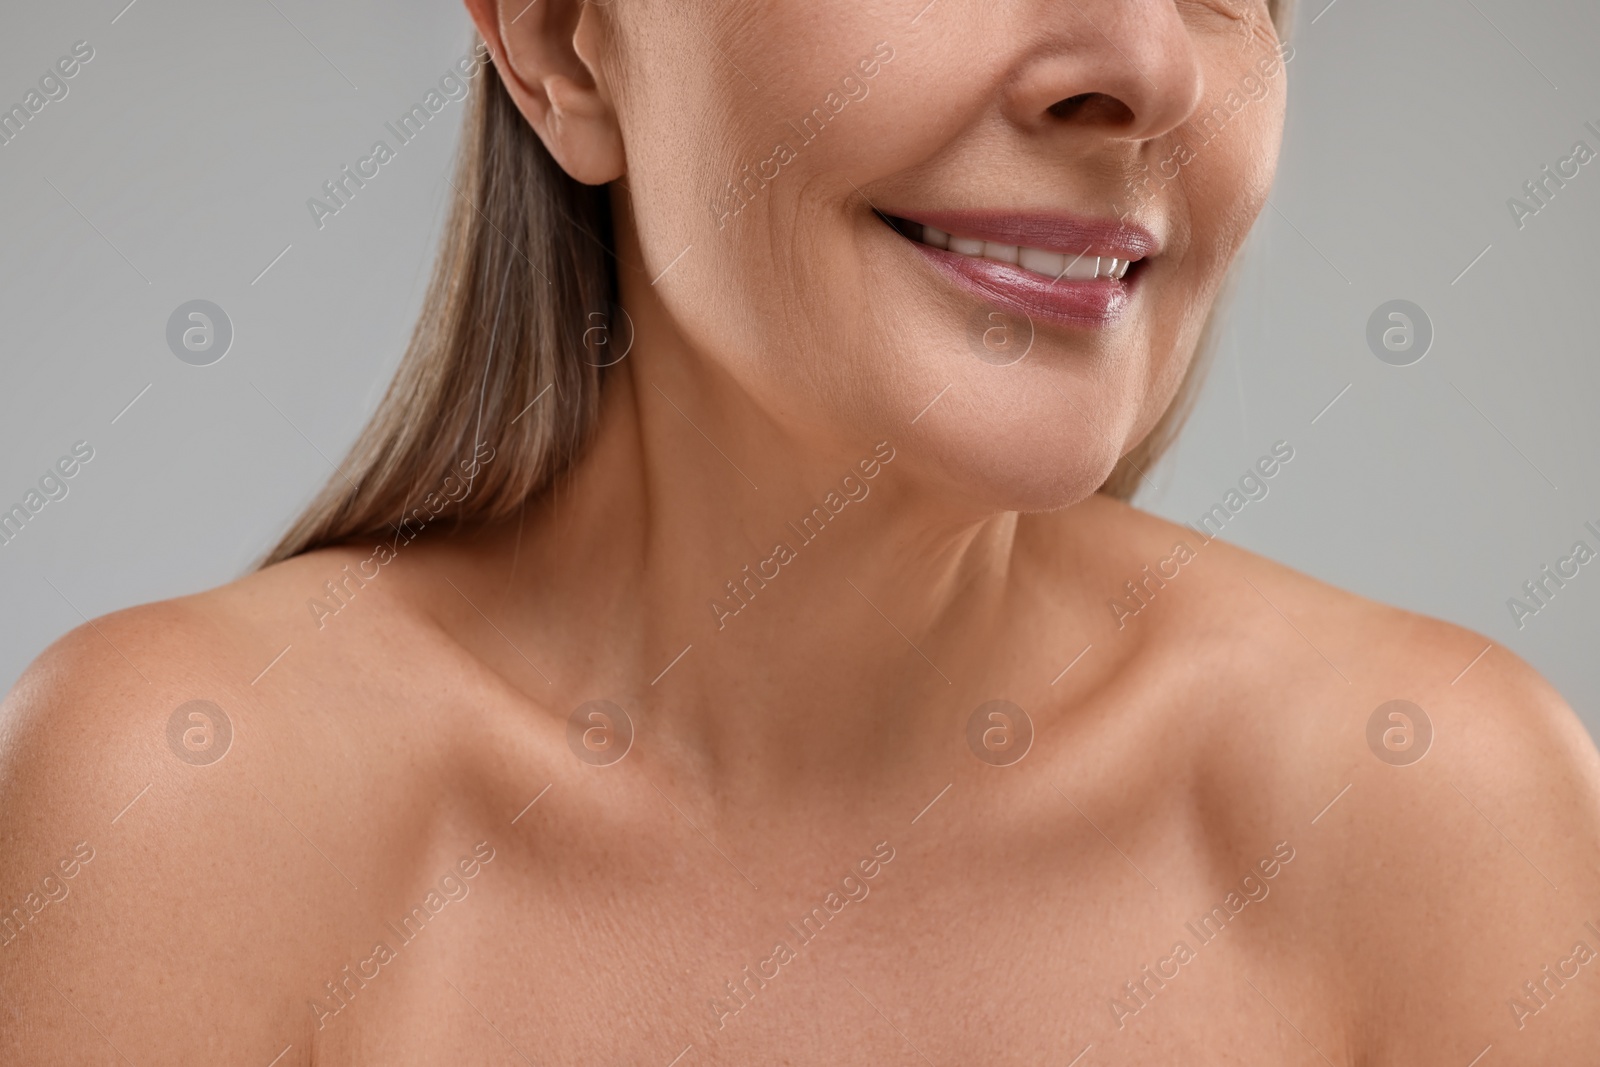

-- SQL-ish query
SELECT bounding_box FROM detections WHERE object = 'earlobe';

[461,0,625,185]
[542,68,626,185]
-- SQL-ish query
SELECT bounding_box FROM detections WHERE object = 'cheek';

[1185,50,1287,253]
[615,10,917,397]
[1124,62,1284,434]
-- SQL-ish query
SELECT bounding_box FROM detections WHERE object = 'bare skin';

[4,0,1600,1063]
[4,374,1598,1064]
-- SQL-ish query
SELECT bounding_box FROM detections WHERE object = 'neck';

[458,340,1120,781]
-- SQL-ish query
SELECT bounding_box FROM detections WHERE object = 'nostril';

[1047,92,1136,126]
[1048,92,1094,119]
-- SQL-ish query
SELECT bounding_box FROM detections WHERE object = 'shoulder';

[0,544,407,772]
[0,547,445,1058]
[0,543,463,844]
[1081,498,1600,1060]
[0,567,291,820]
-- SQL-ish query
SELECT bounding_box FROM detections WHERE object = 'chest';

[302,812,1340,1066]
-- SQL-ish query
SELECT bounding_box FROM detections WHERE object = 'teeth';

[923,227,1134,281]
[1018,246,1066,277]
[1060,254,1100,281]
[983,242,1019,264]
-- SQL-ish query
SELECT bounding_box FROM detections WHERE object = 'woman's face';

[601,0,1287,511]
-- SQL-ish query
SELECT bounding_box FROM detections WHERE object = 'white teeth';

[1018,246,1065,277]
[1060,254,1100,281]
[983,242,1019,264]
[924,229,1135,281]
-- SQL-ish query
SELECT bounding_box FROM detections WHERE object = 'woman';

[4,0,1598,1062]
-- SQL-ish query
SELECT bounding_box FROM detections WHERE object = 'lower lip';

[904,240,1135,329]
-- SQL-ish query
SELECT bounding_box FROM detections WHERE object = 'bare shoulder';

[1082,499,1600,1061]
[0,546,405,803]
[0,556,317,836]
[0,547,451,1060]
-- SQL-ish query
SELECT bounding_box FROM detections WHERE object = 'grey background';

[2,0,1598,739]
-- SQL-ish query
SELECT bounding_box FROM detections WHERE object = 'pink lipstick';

[881,208,1160,329]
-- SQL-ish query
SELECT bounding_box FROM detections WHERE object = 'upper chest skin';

[280,681,1347,1067]
[237,527,1358,1065]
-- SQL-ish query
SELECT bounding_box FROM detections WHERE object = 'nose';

[1003,0,1207,144]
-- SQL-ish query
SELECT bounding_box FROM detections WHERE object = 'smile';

[878,208,1159,329]
[886,217,1133,281]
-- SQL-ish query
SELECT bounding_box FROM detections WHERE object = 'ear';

[463,0,625,185]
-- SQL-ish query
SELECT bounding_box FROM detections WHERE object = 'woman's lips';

[884,208,1158,330]
[912,244,1133,327]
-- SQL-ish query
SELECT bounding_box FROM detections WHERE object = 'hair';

[262,0,1293,567]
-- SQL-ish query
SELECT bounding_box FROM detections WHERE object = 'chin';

[903,420,1128,516]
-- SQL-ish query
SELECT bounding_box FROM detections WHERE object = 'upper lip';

[881,208,1160,262]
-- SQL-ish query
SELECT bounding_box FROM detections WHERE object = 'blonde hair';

[263,0,1292,565]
